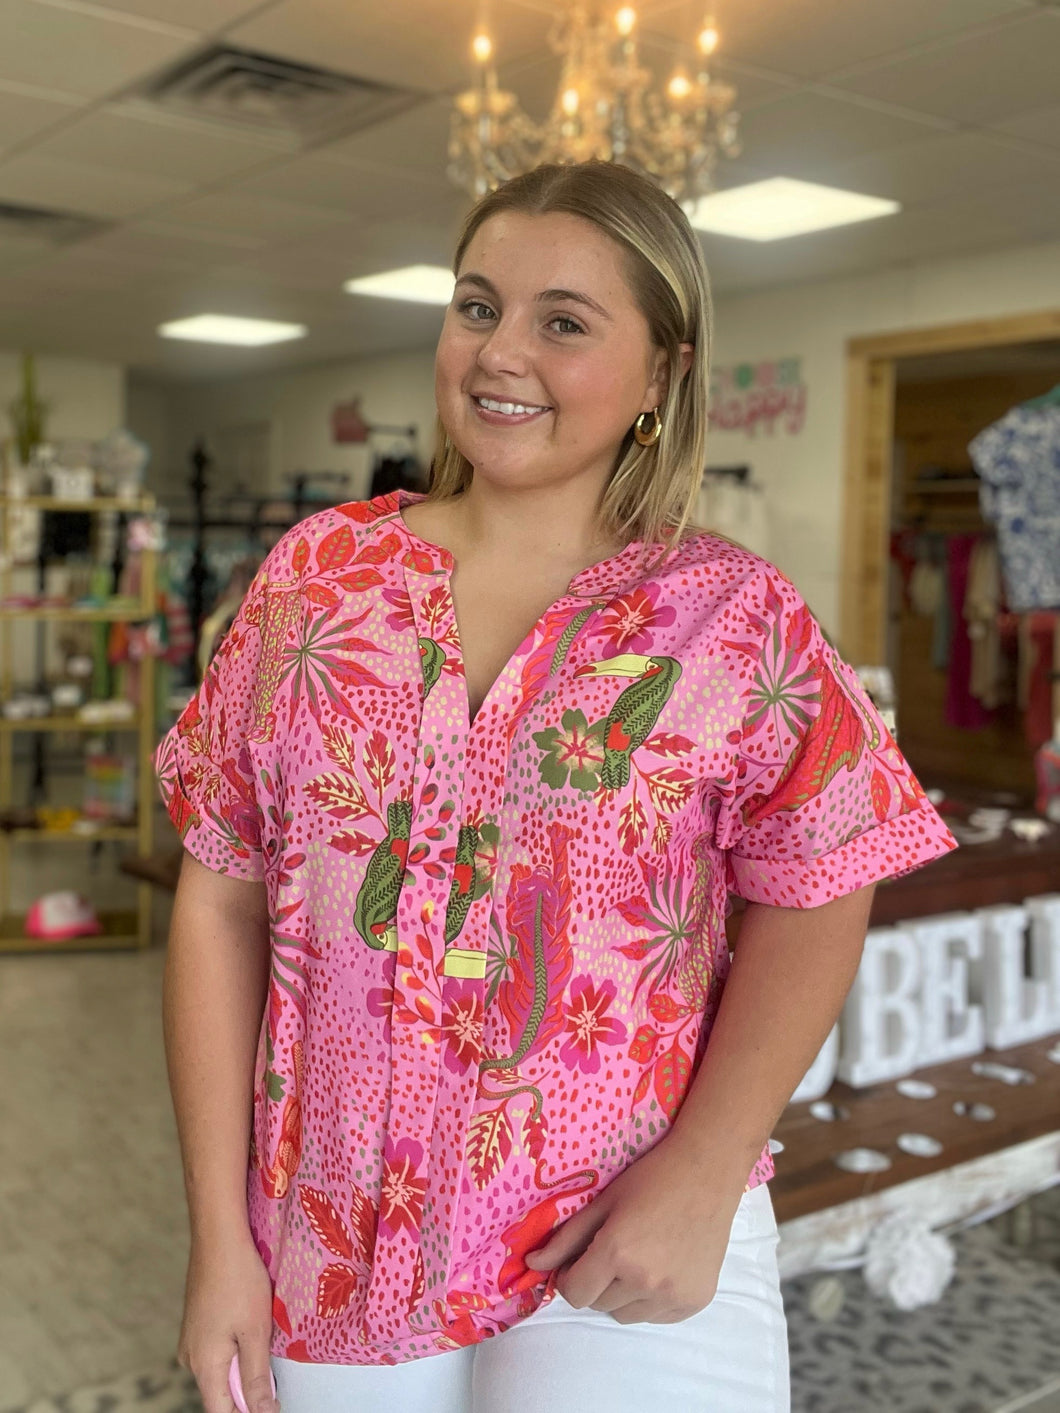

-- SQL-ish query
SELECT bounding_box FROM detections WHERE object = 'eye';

[549,314,585,335]
[459,299,495,322]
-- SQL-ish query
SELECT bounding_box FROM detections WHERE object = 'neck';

[446,476,629,569]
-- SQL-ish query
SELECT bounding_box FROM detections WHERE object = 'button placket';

[361,556,466,1340]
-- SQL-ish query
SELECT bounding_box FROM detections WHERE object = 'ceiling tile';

[798,131,1060,205]
[230,151,459,225]
[730,92,943,177]
[26,104,283,185]
[319,100,454,181]
[86,0,270,32]
[827,9,1060,126]
[161,190,355,241]
[642,0,1033,82]
[0,87,80,156]
[0,153,192,218]
[0,1,197,102]
[228,0,551,95]
[991,103,1060,151]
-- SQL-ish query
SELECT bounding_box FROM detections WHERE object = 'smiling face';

[434,210,670,501]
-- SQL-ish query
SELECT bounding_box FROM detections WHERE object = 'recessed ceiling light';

[158,314,307,345]
[684,178,900,241]
[344,264,455,305]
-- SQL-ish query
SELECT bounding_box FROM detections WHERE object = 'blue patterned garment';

[969,403,1060,611]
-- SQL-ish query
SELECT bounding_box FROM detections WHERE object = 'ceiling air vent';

[143,45,425,146]
[0,202,108,247]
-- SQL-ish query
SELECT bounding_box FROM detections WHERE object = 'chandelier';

[448,3,740,204]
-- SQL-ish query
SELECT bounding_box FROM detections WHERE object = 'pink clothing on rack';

[945,534,994,730]
[154,490,955,1368]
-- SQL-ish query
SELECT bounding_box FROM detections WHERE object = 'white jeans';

[272,1181,790,1412]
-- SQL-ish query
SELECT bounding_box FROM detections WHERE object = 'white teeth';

[475,396,547,415]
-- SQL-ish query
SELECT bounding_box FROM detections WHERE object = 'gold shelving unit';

[0,447,158,953]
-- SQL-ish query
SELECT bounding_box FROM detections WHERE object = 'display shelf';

[0,495,155,513]
[0,602,151,621]
[8,824,139,842]
[0,713,139,732]
[0,908,141,954]
[0,441,158,951]
[770,1032,1060,1224]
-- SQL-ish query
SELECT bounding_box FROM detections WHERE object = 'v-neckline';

[390,491,647,730]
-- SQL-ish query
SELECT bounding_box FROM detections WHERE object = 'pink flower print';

[596,585,675,653]
[441,984,484,1074]
[560,976,628,1074]
[379,1137,427,1239]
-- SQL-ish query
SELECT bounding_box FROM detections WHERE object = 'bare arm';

[163,852,278,1413]
[667,885,877,1194]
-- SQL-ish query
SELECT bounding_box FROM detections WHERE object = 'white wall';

[0,352,124,449]
[145,351,437,507]
[136,234,1060,641]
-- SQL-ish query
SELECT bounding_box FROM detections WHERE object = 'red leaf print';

[338,567,384,592]
[648,992,689,1023]
[306,773,370,820]
[329,659,387,689]
[355,532,401,564]
[632,1068,652,1106]
[653,1042,692,1120]
[284,1340,312,1362]
[617,796,648,856]
[628,1024,659,1062]
[330,830,378,855]
[424,861,447,880]
[642,732,696,758]
[523,1107,548,1163]
[272,1294,292,1337]
[348,1182,377,1266]
[870,767,891,822]
[317,524,355,570]
[403,548,434,573]
[303,583,339,608]
[299,1186,354,1259]
[613,895,651,928]
[363,729,396,795]
[292,537,310,573]
[317,1262,359,1318]
[615,937,655,960]
[645,767,696,815]
[466,1105,513,1190]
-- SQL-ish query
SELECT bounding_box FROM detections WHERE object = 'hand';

[178,1233,279,1413]
[523,1132,743,1325]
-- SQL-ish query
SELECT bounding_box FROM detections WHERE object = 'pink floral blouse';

[155,488,955,1367]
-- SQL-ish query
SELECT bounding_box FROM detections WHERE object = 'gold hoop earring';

[633,407,662,447]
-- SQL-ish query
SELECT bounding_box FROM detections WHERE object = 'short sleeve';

[714,571,957,907]
[154,560,274,881]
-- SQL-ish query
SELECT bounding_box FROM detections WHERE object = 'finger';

[237,1349,279,1413]
[607,1298,672,1325]
[554,1252,612,1311]
[196,1356,237,1413]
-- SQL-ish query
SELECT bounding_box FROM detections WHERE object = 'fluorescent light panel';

[685,178,900,241]
[344,264,455,305]
[158,314,307,345]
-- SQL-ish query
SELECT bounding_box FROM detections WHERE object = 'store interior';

[1,1,1060,1410]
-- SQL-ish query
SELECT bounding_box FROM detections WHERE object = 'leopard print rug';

[6,1189,1059,1413]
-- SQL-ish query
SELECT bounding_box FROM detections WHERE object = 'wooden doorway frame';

[840,308,1060,662]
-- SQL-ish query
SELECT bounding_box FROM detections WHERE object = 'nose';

[475,315,531,379]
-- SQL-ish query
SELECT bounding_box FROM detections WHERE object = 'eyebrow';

[454,272,613,322]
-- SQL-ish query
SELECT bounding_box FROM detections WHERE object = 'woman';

[158,160,955,1413]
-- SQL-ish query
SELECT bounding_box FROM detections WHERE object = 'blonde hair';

[430,160,713,555]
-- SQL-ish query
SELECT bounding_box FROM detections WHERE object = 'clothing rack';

[703,464,751,483]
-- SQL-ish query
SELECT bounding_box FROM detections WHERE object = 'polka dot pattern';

[154,489,956,1368]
